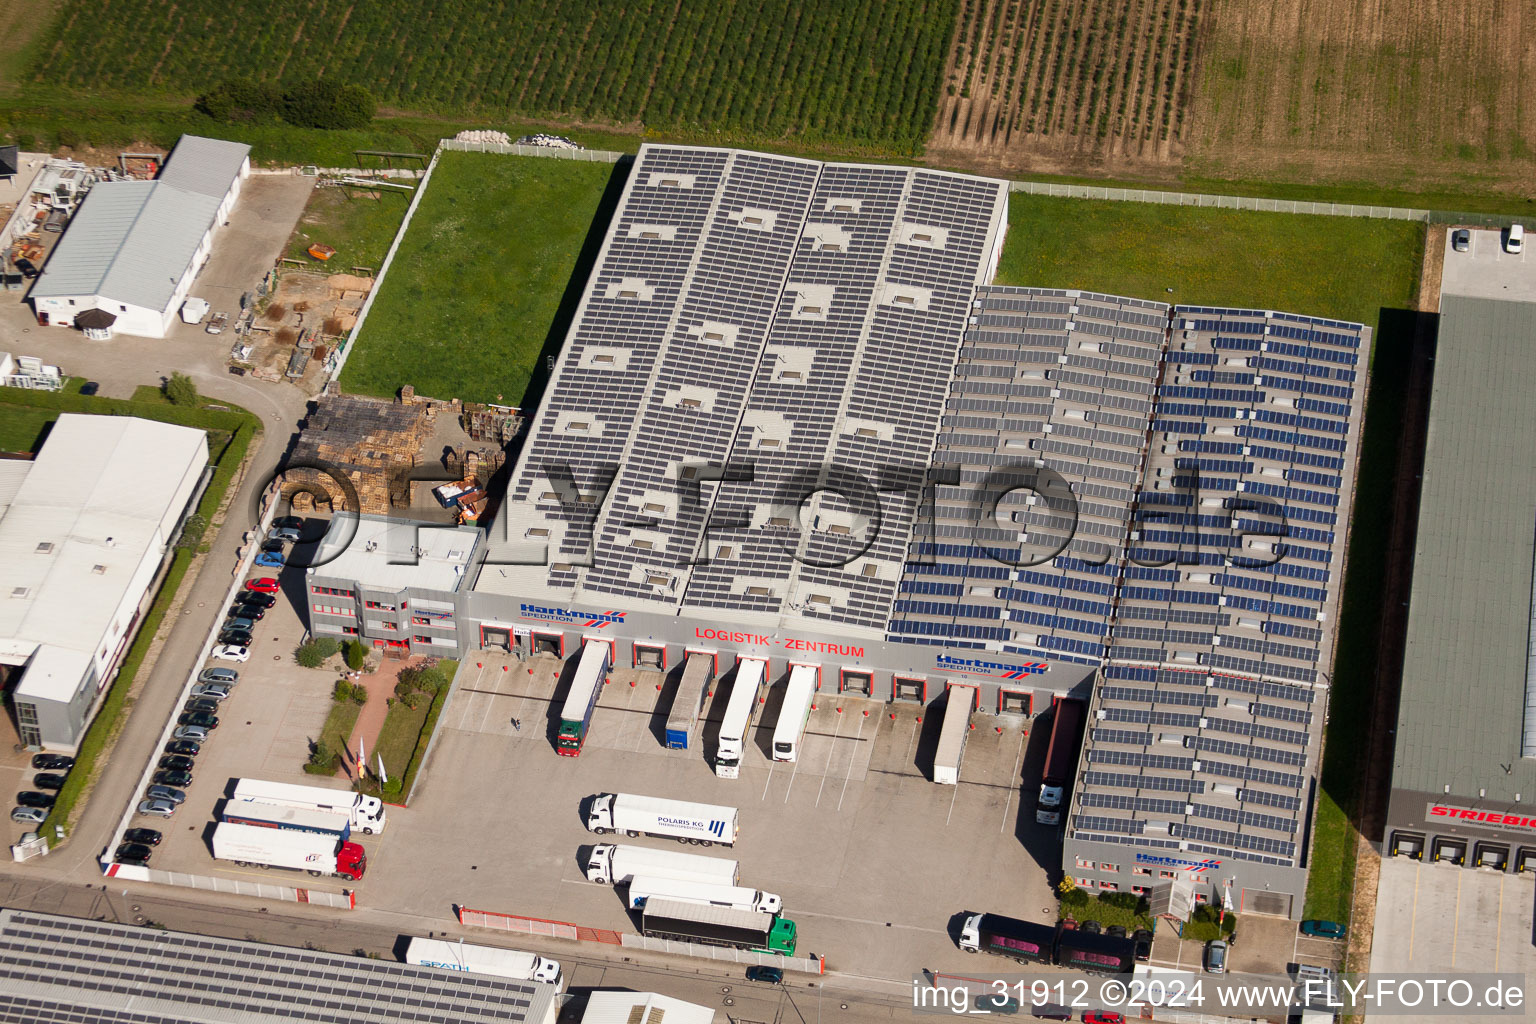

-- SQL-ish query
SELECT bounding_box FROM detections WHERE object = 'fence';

[101,863,356,909]
[620,933,825,975]
[1007,179,1432,222]
[457,905,621,944]
[439,140,626,163]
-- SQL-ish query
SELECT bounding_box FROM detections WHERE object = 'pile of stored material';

[284,393,432,514]
[453,129,511,144]
[461,402,523,444]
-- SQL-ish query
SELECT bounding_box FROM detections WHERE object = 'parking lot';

[1440,226,1536,301]
[1372,857,1536,981]
[362,648,1060,983]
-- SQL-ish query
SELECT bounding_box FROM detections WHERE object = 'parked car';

[1507,223,1525,254]
[184,697,221,715]
[221,619,254,636]
[11,806,46,824]
[31,754,74,771]
[1083,1014,1124,1024]
[144,785,185,805]
[164,739,201,757]
[158,755,195,773]
[1080,920,1102,935]
[254,550,285,569]
[746,965,784,984]
[153,770,193,789]
[975,994,1020,1015]
[218,629,252,648]
[1032,1007,1071,1021]
[178,711,219,730]
[1105,925,1126,939]
[16,791,54,808]
[123,828,162,846]
[1451,228,1470,252]
[1204,939,1228,974]
[205,311,229,335]
[260,538,286,553]
[198,667,239,684]
[31,773,66,791]
[190,682,232,701]
[273,515,304,532]
[238,592,275,610]
[270,525,302,543]
[136,799,177,818]
[172,725,210,742]
[1299,920,1345,938]
[13,256,37,279]
[211,644,249,662]
[1132,929,1153,963]
[246,578,280,593]
[229,603,265,622]
[115,842,154,864]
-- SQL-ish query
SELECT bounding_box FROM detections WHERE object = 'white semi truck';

[625,874,782,914]
[210,821,366,880]
[584,843,739,886]
[404,936,562,986]
[232,777,387,834]
[714,657,766,778]
[586,792,739,846]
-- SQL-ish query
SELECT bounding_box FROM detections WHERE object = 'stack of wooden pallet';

[284,393,432,515]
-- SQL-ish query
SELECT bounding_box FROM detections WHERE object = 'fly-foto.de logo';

[519,604,627,629]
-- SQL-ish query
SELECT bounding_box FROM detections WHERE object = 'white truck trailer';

[625,874,782,914]
[232,777,387,834]
[586,792,738,846]
[404,936,562,986]
[714,657,766,778]
[210,821,366,880]
[933,683,977,785]
[584,843,739,886]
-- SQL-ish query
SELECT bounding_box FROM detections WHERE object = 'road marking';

[815,708,845,807]
[944,771,961,826]
[1450,868,1462,968]
[761,761,776,803]
[1000,733,1024,833]
[836,714,866,812]
[1408,860,1420,961]
[1495,871,1504,971]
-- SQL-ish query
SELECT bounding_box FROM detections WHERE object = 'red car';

[1084,1015,1124,1024]
[245,577,280,593]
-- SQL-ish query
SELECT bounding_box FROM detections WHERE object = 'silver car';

[173,724,210,742]
[10,806,46,824]
[144,785,185,804]
[189,682,232,700]
[197,667,238,685]
[136,799,177,818]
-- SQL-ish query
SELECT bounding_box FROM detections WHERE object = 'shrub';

[333,679,353,702]
[194,78,283,123]
[296,642,326,669]
[394,678,415,702]
[1061,888,1090,908]
[305,740,339,774]
[175,514,207,551]
[344,639,366,670]
[163,372,198,407]
[351,684,369,706]
[313,637,341,658]
[282,80,376,130]
[1097,891,1147,913]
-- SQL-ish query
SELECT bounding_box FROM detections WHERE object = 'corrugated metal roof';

[583,992,715,1024]
[1392,295,1536,799]
[29,180,220,310]
[157,134,249,198]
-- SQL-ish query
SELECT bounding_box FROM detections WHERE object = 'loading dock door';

[634,643,665,670]
[1517,848,1536,873]
[1432,837,1466,865]
[480,626,511,652]
[893,676,926,703]
[841,669,872,696]
[1391,832,1424,860]
[999,689,1031,715]
[533,632,562,656]
[1475,843,1509,870]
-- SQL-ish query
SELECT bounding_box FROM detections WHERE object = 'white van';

[1506,223,1524,254]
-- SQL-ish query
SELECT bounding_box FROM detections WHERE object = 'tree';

[344,639,367,670]
[163,372,198,407]
[281,80,376,130]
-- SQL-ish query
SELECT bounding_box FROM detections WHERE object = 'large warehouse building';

[1384,296,1536,872]
[0,414,208,749]
[308,144,1374,916]
[28,134,249,339]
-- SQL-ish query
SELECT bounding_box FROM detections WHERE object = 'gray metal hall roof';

[29,135,247,312]
[1391,295,1536,801]
[0,908,559,1024]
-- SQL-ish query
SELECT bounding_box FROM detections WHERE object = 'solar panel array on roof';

[0,909,557,1024]
[481,145,1011,634]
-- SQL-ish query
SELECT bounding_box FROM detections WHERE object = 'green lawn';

[284,185,412,276]
[312,700,360,773]
[996,195,1423,327]
[371,698,426,786]
[0,405,57,453]
[340,152,620,406]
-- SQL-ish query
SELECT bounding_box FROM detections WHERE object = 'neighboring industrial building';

[0,909,561,1024]
[28,134,250,338]
[0,414,207,750]
[581,992,715,1024]
[1384,296,1536,872]
[306,512,482,657]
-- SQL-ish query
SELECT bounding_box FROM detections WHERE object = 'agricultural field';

[339,152,618,407]
[929,0,1206,175]
[1184,0,1536,194]
[29,0,957,155]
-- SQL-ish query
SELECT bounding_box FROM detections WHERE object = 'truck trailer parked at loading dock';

[587,792,738,846]
[664,652,715,749]
[715,657,766,778]
[584,844,739,886]
[219,799,350,840]
[210,822,366,880]
[625,874,782,915]
[557,640,610,755]
[933,683,977,785]
[232,778,387,834]
[1036,697,1086,825]
[772,664,818,762]
[404,937,562,986]
[640,897,796,954]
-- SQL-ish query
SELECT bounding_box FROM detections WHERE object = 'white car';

[211,644,249,662]
[136,799,177,818]
[1507,223,1524,254]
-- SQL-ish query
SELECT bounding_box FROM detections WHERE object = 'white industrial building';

[581,992,714,1024]
[28,135,250,339]
[0,414,208,750]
